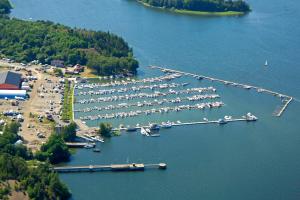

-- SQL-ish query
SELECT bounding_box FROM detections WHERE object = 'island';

[137,0,251,16]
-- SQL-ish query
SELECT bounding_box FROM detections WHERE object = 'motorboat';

[149,123,160,130]
[246,113,258,121]
[218,119,227,125]
[93,148,101,153]
[84,143,94,149]
[161,122,172,128]
[126,126,138,132]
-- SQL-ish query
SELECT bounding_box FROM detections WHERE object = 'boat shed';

[0,71,22,90]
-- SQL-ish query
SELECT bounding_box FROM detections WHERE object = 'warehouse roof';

[0,71,22,86]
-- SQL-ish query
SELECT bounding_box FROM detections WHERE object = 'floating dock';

[150,66,294,117]
[65,142,96,148]
[274,97,293,117]
[53,163,167,173]
[112,117,256,131]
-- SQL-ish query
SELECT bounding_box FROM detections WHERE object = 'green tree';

[37,134,70,164]
[61,122,77,142]
[98,123,112,138]
[0,0,12,15]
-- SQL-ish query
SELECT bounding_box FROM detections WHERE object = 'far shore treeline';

[138,0,250,13]
[0,0,139,76]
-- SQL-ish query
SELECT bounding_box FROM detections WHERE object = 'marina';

[149,66,294,117]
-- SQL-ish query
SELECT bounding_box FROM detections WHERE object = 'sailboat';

[264,60,268,66]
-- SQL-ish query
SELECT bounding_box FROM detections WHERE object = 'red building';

[0,71,22,90]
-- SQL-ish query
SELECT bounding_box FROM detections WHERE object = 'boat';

[145,128,151,136]
[161,122,172,128]
[224,116,232,120]
[93,148,101,153]
[84,143,94,149]
[149,123,160,130]
[218,119,227,125]
[246,113,258,121]
[149,134,160,137]
[126,126,138,132]
[140,127,149,136]
[264,60,268,66]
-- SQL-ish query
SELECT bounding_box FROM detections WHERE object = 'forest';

[0,122,71,199]
[0,0,11,15]
[0,15,139,76]
[138,0,251,12]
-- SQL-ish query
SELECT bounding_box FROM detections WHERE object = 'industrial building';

[0,71,22,90]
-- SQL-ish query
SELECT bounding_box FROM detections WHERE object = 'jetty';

[52,163,167,173]
[150,66,293,117]
[112,115,257,131]
[65,142,96,148]
[273,97,293,117]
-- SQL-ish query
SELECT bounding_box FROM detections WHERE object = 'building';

[0,71,22,90]
[51,60,64,68]
[73,64,84,73]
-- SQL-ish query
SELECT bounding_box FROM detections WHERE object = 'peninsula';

[137,0,251,16]
[0,4,138,76]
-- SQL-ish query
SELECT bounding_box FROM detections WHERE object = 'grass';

[137,1,245,16]
[80,67,99,78]
[61,81,74,122]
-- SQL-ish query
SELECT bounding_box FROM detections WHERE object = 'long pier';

[65,142,96,148]
[150,66,293,117]
[53,163,167,173]
[112,117,257,131]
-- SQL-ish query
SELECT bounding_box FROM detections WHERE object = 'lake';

[11,0,300,199]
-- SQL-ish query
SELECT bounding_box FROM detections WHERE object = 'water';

[11,0,300,199]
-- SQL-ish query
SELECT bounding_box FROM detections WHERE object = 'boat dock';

[53,163,167,173]
[150,66,294,117]
[112,116,257,131]
[65,142,96,148]
[274,97,293,117]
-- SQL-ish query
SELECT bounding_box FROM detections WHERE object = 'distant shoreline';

[137,1,245,16]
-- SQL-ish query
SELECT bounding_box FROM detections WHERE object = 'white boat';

[145,128,151,136]
[161,122,172,128]
[84,143,94,149]
[140,127,148,136]
[150,134,160,137]
[246,113,258,121]
[218,119,227,124]
[264,60,268,66]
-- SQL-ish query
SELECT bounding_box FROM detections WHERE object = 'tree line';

[139,0,251,12]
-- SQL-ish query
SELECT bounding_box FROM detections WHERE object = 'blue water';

[11,0,300,199]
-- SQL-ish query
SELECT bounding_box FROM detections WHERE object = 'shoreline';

[137,1,246,16]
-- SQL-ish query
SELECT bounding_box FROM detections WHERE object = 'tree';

[98,123,112,138]
[0,17,139,76]
[37,134,70,164]
[61,122,77,142]
[0,0,12,15]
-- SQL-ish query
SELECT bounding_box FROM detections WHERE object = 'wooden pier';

[65,142,96,148]
[53,163,167,173]
[150,66,294,117]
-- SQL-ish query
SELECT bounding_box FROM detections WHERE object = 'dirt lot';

[0,60,64,151]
